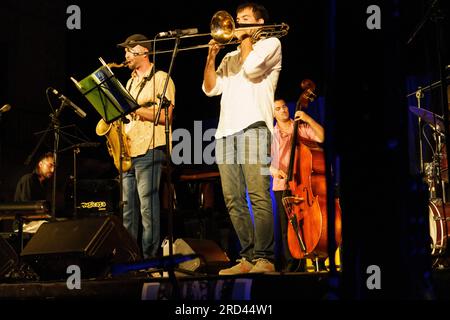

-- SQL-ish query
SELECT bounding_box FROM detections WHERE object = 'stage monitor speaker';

[21,216,141,280]
[173,238,230,273]
[0,237,18,278]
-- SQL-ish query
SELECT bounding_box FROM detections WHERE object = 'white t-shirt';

[202,37,282,139]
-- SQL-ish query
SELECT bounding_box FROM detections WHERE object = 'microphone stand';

[73,146,80,219]
[155,35,180,264]
[435,130,446,202]
[24,100,67,221]
[153,35,201,289]
[59,142,100,219]
[49,100,67,221]
[24,89,89,221]
[146,35,180,298]
[416,88,425,174]
[117,117,127,219]
[406,0,439,46]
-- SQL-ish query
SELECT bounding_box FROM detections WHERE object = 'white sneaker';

[218,258,254,275]
[249,259,275,273]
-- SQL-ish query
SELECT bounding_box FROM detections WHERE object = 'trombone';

[142,11,289,55]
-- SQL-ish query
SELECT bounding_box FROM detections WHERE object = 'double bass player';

[271,97,324,272]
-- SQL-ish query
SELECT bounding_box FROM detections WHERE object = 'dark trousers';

[274,190,300,270]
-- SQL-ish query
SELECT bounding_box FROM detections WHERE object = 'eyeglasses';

[126,48,147,56]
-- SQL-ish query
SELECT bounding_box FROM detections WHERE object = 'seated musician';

[14,152,54,232]
[270,98,324,272]
[15,152,54,202]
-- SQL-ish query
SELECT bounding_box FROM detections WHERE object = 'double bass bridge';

[282,196,307,253]
[282,196,305,219]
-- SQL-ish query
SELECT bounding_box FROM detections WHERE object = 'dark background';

[0,0,449,299]
[0,0,333,200]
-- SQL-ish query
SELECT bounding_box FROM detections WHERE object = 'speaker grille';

[21,216,141,280]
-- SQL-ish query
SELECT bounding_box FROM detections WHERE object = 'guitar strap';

[127,66,157,103]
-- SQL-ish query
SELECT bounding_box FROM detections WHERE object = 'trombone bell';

[210,10,289,44]
[210,11,236,44]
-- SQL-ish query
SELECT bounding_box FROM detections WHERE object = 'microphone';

[49,88,87,118]
[157,28,198,38]
[0,104,11,113]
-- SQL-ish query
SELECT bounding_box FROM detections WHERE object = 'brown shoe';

[218,258,254,275]
[249,259,275,273]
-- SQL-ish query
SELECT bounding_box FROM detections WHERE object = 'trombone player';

[203,2,282,274]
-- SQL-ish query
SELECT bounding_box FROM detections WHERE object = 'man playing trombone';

[203,2,282,274]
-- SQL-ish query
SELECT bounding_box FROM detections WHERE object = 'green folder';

[71,61,139,123]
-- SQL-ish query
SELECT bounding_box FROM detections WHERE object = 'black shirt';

[14,172,48,202]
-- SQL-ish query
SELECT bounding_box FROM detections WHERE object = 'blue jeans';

[216,126,274,262]
[122,148,164,259]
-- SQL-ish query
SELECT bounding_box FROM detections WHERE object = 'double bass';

[282,79,342,261]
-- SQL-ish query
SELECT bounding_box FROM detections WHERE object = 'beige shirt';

[125,67,175,157]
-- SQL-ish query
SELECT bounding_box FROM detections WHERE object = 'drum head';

[429,203,438,254]
[429,201,447,256]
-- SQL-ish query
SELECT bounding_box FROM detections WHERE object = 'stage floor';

[0,271,331,300]
[1,268,450,301]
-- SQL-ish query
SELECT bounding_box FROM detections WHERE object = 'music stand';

[71,58,140,216]
[71,57,139,124]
